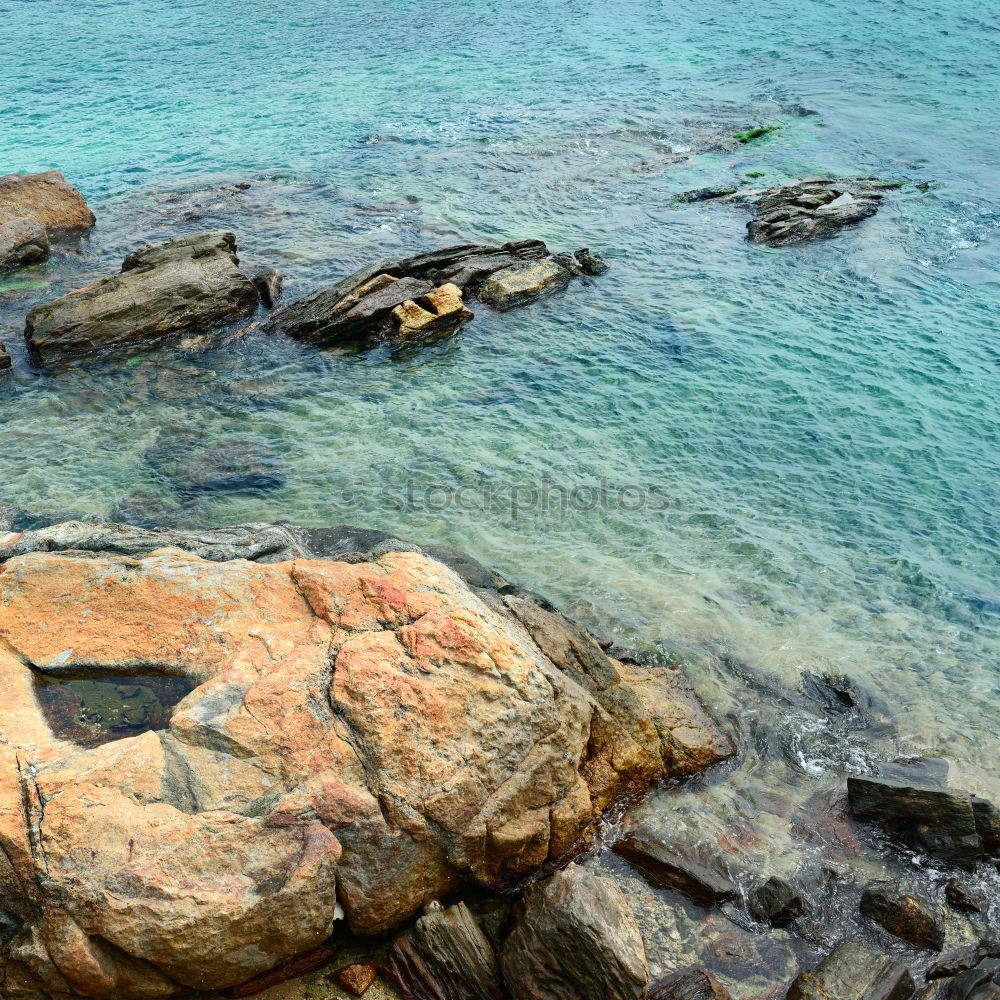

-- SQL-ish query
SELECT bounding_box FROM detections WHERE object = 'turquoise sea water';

[2,0,999,840]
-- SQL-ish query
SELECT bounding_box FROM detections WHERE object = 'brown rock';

[0,216,50,272]
[612,834,737,907]
[860,887,945,952]
[0,170,95,234]
[0,525,729,998]
[500,865,649,1000]
[335,963,379,997]
[649,968,731,1000]
[25,231,261,362]
[392,282,474,339]
[384,902,503,1000]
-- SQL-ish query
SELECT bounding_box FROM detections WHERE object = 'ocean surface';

[2,0,998,975]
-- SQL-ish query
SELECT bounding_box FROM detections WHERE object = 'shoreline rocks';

[0,216,50,272]
[25,231,262,362]
[0,169,95,237]
[0,518,731,999]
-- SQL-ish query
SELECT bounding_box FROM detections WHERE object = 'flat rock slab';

[0,169,95,235]
[747,179,884,246]
[0,520,730,999]
[860,886,945,951]
[612,834,738,907]
[501,865,649,1000]
[25,230,260,362]
[0,216,50,272]
[477,258,571,310]
[787,942,915,1000]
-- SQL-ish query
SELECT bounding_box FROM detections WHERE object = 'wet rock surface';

[25,231,262,362]
[746,179,885,246]
[648,968,732,1000]
[787,942,916,1000]
[860,886,945,952]
[0,216,50,272]
[500,865,649,1000]
[262,240,604,345]
[613,834,738,907]
[748,876,806,928]
[0,341,10,374]
[0,169,96,235]
[0,519,730,999]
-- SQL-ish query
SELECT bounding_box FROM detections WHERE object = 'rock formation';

[0,519,732,999]
[0,216,50,272]
[262,241,608,346]
[0,170,95,236]
[25,231,261,362]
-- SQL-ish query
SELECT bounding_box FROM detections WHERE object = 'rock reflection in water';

[33,673,195,747]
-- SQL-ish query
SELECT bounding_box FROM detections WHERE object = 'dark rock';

[927,946,1000,981]
[972,798,1000,856]
[0,341,10,374]
[248,266,283,308]
[26,231,261,362]
[847,775,983,868]
[145,428,285,497]
[335,963,378,996]
[228,942,338,997]
[927,960,1000,1000]
[787,942,915,1000]
[574,248,610,274]
[648,968,731,1000]
[860,886,945,951]
[944,879,984,914]
[500,865,649,1000]
[0,169,95,235]
[747,179,884,246]
[552,252,585,276]
[421,545,500,590]
[383,901,504,1000]
[748,876,805,927]
[801,673,894,732]
[673,187,738,203]
[612,834,738,906]
[478,258,571,310]
[0,216,50,271]
[434,252,522,289]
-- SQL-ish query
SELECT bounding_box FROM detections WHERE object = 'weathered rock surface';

[384,901,504,1000]
[0,520,730,999]
[25,231,261,362]
[972,798,1000,856]
[847,774,984,868]
[0,170,95,235]
[613,834,738,906]
[261,240,603,346]
[944,879,985,914]
[0,216,50,272]
[648,968,731,1000]
[860,886,945,952]
[747,179,884,246]
[336,963,379,997]
[500,865,649,1000]
[787,942,916,1000]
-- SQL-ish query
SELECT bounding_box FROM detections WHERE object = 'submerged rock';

[787,942,915,1000]
[500,865,649,1000]
[262,239,603,346]
[612,834,738,906]
[648,968,731,1000]
[0,169,95,235]
[0,520,730,998]
[860,886,945,952]
[847,774,984,868]
[248,265,283,308]
[673,186,738,203]
[747,178,884,246]
[0,341,10,374]
[384,901,504,1000]
[944,879,985,915]
[748,875,806,927]
[25,231,261,362]
[0,216,50,272]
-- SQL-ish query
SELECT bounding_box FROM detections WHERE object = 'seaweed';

[735,125,781,143]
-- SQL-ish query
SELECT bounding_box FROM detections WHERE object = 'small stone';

[0,342,11,373]
[860,886,945,952]
[648,968,730,1000]
[335,963,378,996]
[248,266,283,308]
[0,216,50,272]
[944,878,983,914]
[672,187,737,203]
[574,248,610,274]
[748,876,805,927]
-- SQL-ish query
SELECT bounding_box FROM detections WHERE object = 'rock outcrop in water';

[262,241,607,345]
[25,231,262,362]
[746,179,886,246]
[0,341,10,375]
[0,170,95,237]
[0,216,50,272]
[0,519,731,999]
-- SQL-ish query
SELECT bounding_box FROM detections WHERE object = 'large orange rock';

[0,170,95,235]
[0,527,732,999]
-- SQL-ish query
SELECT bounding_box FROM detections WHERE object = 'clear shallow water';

[2,0,999,945]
